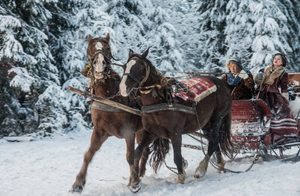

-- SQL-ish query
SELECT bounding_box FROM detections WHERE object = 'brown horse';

[119,49,233,192]
[71,35,158,192]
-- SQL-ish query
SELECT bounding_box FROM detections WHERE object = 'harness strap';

[141,103,195,115]
[91,101,123,112]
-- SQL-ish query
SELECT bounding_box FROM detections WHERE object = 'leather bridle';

[122,56,151,90]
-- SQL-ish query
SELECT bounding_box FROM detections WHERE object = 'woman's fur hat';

[226,57,242,69]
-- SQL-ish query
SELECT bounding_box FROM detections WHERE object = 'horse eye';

[102,60,106,65]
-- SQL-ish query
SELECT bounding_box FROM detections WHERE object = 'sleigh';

[288,72,300,100]
[230,98,300,161]
[230,72,300,161]
[183,72,300,162]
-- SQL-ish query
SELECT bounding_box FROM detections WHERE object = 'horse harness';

[124,56,196,115]
[87,47,125,112]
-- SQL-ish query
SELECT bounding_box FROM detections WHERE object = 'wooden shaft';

[66,86,141,116]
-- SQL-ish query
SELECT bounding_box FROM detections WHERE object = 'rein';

[123,57,152,90]
[111,62,125,68]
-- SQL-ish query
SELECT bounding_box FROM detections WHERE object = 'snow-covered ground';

[0,98,299,196]
[1,129,300,196]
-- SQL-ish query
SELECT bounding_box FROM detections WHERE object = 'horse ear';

[105,33,110,42]
[86,34,93,42]
[129,49,134,58]
[141,47,150,58]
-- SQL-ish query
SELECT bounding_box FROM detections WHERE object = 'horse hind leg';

[195,134,227,178]
[171,135,186,184]
[194,140,218,178]
[214,111,232,173]
[194,114,223,178]
[194,154,210,178]
[71,130,108,193]
[214,146,225,173]
[195,116,222,178]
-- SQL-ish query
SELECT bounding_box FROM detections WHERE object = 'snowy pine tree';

[224,0,300,72]
[279,0,300,70]
[1,0,300,138]
[192,0,228,71]
[0,1,58,137]
[145,6,184,74]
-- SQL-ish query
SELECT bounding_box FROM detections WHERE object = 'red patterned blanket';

[270,117,299,136]
[174,77,217,102]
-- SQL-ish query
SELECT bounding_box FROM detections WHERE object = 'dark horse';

[71,35,157,192]
[119,49,233,191]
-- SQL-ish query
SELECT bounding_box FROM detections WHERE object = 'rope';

[222,154,260,173]
[164,160,178,175]
[111,62,124,68]
[187,134,207,146]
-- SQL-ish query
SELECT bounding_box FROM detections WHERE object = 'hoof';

[194,169,206,179]
[70,185,83,193]
[194,160,208,179]
[128,182,141,193]
[176,171,186,184]
[70,180,85,193]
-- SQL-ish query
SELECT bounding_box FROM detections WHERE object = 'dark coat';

[222,74,254,100]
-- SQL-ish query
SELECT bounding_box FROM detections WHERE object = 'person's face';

[228,62,241,74]
[273,55,283,67]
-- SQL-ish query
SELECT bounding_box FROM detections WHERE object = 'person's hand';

[239,70,249,79]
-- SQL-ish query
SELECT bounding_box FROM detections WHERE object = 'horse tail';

[219,112,233,159]
[149,138,170,173]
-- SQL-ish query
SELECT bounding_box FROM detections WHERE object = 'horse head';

[84,34,113,81]
[120,48,161,97]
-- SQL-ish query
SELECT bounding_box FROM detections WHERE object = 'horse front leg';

[71,130,108,193]
[128,131,154,193]
[171,135,186,184]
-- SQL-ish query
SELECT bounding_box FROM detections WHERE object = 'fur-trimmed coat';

[256,65,291,118]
